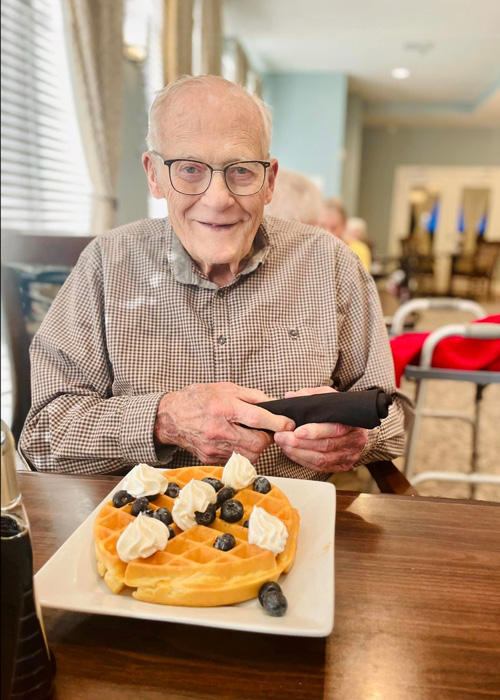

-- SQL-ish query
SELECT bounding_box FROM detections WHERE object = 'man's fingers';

[279,443,359,473]
[234,403,295,433]
[284,386,336,399]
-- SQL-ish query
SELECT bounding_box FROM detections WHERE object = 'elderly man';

[20,75,409,479]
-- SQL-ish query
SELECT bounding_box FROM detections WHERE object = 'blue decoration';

[457,207,465,234]
[427,201,439,235]
[477,212,487,236]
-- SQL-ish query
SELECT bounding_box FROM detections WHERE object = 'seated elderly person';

[20,75,411,479]
[319,198,372,272]
[264,167,323,226]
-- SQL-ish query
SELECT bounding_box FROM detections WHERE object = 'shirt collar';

[166,217,271,289]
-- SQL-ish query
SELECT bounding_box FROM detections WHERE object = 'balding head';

[147,75,273,159]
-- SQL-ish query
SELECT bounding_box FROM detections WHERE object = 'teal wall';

[358,126,500,252]
[263,73,348,197]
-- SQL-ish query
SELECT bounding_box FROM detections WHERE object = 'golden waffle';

[94,466,300,607]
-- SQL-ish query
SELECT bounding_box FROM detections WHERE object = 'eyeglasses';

[149,151,271,196]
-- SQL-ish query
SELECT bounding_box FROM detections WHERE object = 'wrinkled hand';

[274,386,367,473]
[154,382,295,465]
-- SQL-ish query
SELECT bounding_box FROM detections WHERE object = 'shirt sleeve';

[19,240,177,475]
[332,245,414,465]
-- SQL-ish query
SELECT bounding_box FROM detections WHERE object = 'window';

[140,0,168,218]
[1,0,92,236]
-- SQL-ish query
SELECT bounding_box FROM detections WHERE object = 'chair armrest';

[389,297,485,336]
[366,461,418,496]
[420,323,500,368]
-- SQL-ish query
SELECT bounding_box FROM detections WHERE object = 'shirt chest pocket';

[240,323,336,398]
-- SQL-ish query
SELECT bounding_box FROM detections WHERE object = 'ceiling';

[223,0,500,127]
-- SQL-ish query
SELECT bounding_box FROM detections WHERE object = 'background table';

[19,472,500,699]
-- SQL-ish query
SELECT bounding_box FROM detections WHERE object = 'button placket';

[212,288,230,382]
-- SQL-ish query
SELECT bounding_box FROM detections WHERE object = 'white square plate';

[35,476,335,637]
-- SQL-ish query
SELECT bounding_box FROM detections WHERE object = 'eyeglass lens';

[169,161,265,195]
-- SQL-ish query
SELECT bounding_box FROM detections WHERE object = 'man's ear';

[264,158,279,205]
[142,152,165,200]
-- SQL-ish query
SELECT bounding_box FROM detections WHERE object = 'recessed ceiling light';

[391,67,410,80]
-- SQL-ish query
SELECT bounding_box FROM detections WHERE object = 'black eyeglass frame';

[149,150,271,196]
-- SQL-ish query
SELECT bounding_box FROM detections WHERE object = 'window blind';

[1,0,92,236]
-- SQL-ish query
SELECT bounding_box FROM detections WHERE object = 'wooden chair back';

[1,233,94,442]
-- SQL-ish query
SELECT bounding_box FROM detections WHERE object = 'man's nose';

[201,171,234,208]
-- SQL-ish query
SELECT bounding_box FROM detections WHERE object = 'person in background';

[20,75,410,479]
[345,216,372,272]
[319,198,372,272]
[264,168,323,226]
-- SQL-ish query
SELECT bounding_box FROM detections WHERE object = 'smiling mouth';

[198,221,237,229]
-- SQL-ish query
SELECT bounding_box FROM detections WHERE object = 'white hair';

[265,168,323,225]
[146,74,273,156]
[346,217,368,240]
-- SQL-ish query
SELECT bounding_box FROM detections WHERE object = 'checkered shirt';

[20,216,412,478]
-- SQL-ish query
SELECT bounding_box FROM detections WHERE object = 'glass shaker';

[1,419,56,700]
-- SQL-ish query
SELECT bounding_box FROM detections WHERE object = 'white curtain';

[65,0,124,234]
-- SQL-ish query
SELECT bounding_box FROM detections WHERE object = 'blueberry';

[131,497,150,516]
[202,477,224,492]
[154,508,173,526]
[243,520,249,528]
[258,581,282,607]
[112,490,135,508]
[146,493,160,502]
[168,526,176,539]
[214,533,236,551]
[215,486,234,509]
[195,503,216,526]
[166,482,180,498]
[253,476,271,494]
[261,588,288,617]
[220,499,244,523]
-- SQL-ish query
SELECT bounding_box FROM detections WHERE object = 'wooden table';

[19,472,500,700]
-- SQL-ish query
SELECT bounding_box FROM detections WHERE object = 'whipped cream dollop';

[116,512,170,563]
[222,452,257,491]
[172,479,217,531]
[248,506,288,556]
[123,463,169,498]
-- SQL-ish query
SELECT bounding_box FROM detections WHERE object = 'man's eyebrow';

[177,155,255,165]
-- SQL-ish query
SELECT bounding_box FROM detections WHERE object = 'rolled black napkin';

[255,388,393,430]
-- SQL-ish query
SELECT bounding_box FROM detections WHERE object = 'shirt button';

[217,335,227,345]
[217,289,225,298]
[289,329,299,338]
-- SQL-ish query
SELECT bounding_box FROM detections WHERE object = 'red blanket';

[390,315,500,386]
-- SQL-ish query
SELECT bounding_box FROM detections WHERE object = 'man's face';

[143,87,277,273]
[318,208,346,239]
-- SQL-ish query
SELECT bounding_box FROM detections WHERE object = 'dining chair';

[366,461,418,496]
[449,240,500,300]
[1,232,95,443]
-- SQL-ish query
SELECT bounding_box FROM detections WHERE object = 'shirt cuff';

[355,425,380,466]
[120,393,178,466]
